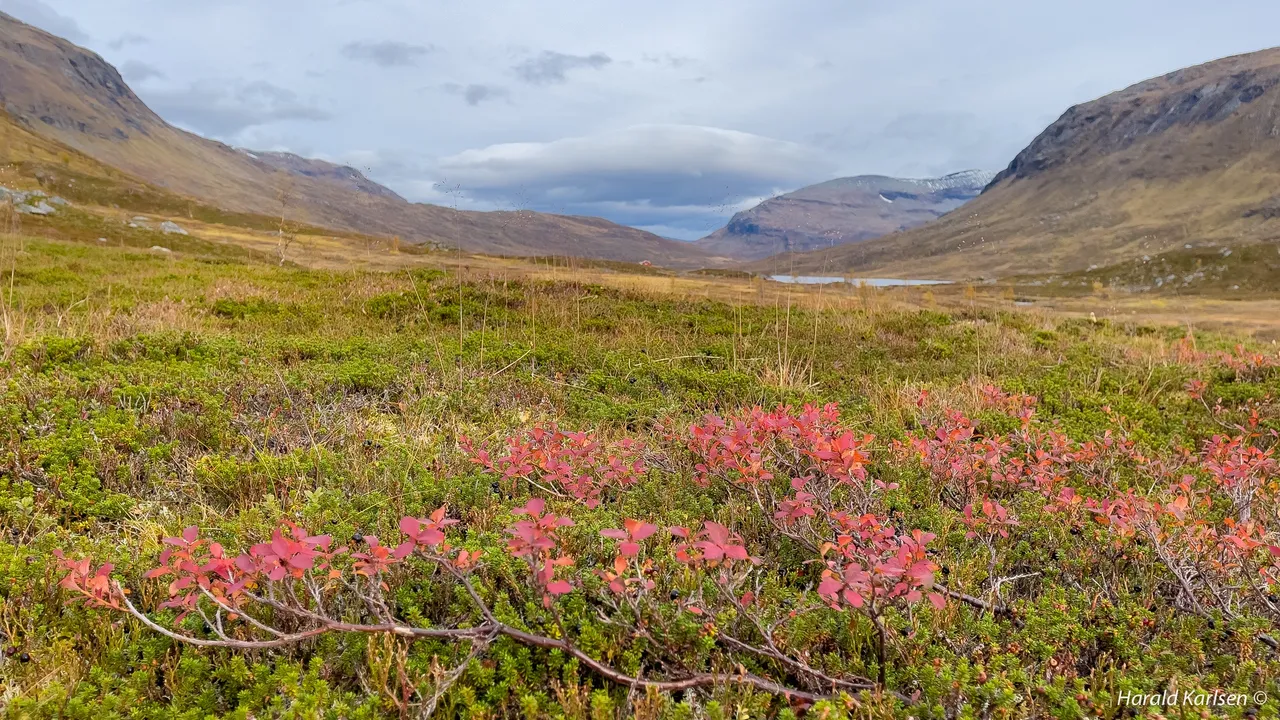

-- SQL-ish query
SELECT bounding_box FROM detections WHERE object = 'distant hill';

[0,12,722,268]
[696,170,993,261]
[750,47,1280,279]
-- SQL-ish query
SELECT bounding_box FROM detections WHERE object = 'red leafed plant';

[462,425,646,508]
[1200,433,1277,523]
[686,404,879,492]
[52,494,905,712]
[815,515,942,685]
[817,518,943,612]
[900,410,1011,504]
[962,499,1019,541]
[52,550,119,610]
[600,517,659,558]
[598,519,660,595]
[506,497,577,604]
[978,384,1038,426]
[670,521,758,567]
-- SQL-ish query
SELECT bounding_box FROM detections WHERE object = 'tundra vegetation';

[2,234,1279,719]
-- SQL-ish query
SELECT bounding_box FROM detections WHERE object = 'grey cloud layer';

[512,50,611,85]
[147,80,331,137]
[0,0,85,41]
[342,40,433,67]
[107,32,146,50]
[120,59,164,82]
[435,124,835,237]
[441,82,510,106]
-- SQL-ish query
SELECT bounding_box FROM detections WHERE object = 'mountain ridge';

[0,11,724,268]
[696,170,994,261]
[748,46,1280,278]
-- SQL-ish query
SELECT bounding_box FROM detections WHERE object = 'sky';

[5,0,1280,240]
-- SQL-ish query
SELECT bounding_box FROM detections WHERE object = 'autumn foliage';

[51,391,1280,712]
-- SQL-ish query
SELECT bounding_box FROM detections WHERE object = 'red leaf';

[546,580,573,595]
[399,517,420,536]
[703,522,731,545]
[625,519,658,541]
[516,498,546,517]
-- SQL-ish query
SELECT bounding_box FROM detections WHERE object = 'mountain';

[751,47,1280,279]
[696,170,994,261]
[0,12,722,268]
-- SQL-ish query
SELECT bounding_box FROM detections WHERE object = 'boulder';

[17,201,56,215]
[1,187,30,204]
[159,221,188,235]
[149,246,172,253]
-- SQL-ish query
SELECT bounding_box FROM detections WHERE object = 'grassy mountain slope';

[0,100,408,254]
[1016,239,1280,298]
[696,171,993,261]
[752,47,1280,279]
[0,12,722,268]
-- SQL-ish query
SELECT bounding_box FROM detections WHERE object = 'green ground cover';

[2,235,1279,719]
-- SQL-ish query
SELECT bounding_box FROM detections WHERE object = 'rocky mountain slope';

[696,170,993,261]
[0,12,722,268]
[752,47,1280,279]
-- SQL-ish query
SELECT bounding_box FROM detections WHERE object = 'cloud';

[641,53,696,69]
[512,50,611,85]
[107,32,148,50]
[441,82,510,106]
[120,60,165,83]
[341,40,433,67]
[435,124,834,235]
[0,0,86,42]
[145,80,332,139]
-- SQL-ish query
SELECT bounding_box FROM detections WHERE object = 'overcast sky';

[6,0,1280,239]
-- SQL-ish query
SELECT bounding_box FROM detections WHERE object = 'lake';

[768,275,953,287]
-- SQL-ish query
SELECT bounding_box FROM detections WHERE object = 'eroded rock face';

[17,200,55,214]
[991,55,1280,186]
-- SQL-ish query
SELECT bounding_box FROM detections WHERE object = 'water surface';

[768,275,953,287]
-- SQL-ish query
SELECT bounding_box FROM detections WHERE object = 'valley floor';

[2,228,1279,718]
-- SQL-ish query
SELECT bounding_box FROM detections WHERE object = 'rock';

[17,201,56,215]
[97,237,108,242]
[1,187,30,204]
[49,196,69,206]
[149,246,172,253]
[159,221,188,235]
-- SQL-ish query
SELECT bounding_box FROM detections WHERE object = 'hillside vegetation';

[1016,241,1280,298]
[2,227,1279,718]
